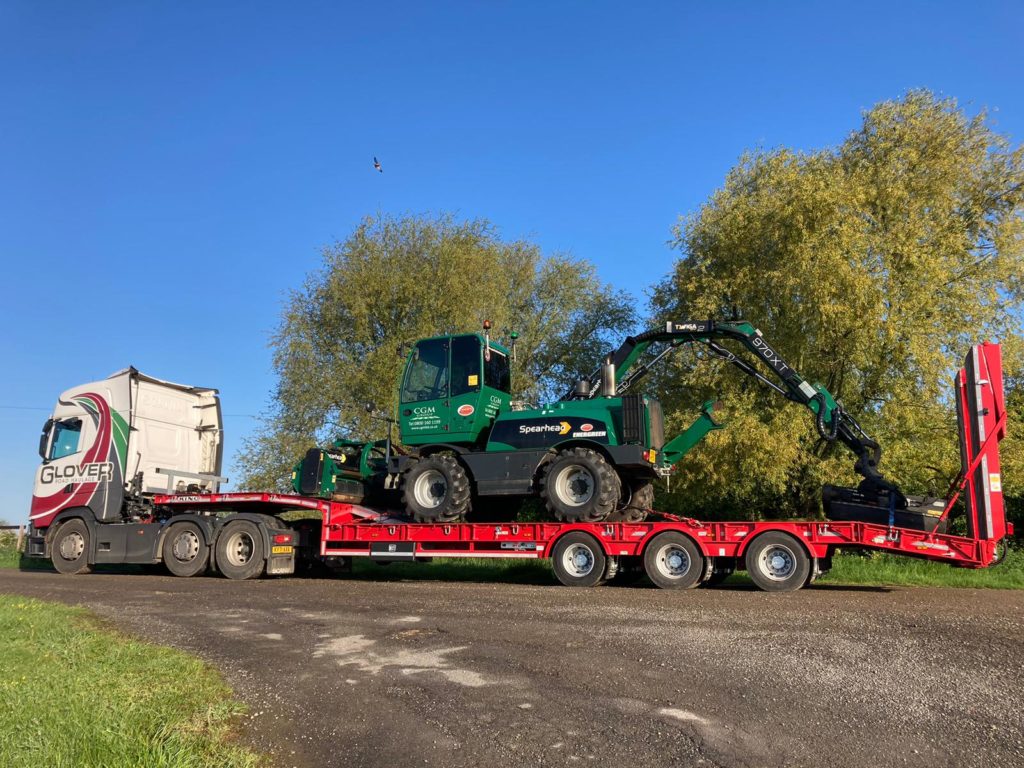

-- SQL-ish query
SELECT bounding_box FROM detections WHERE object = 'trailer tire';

[51,519,92,575]
[551,532,607,587]
[403,454,471,523]
[744,532,810,593]
[215,521,265,580]
[540,447,620,523]
[162,522,210,577]
[608,481,653,523]
[643,532,704,589]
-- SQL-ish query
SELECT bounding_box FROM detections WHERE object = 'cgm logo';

[457,404,475,417]
[40,462,113,486]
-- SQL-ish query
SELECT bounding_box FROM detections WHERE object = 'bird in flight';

[373,156,383,173]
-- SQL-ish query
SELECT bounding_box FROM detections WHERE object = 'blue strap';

[887,492,896,529]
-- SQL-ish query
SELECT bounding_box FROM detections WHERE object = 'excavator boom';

[571,319,899,502]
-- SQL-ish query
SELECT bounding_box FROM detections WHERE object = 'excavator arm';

[571,319,900,501]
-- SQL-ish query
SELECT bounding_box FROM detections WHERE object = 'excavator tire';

[540,447,620,523]
[607,481,653,523]
[403,454,472,523]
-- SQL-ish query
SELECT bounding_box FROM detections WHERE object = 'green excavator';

[293,318,908,525]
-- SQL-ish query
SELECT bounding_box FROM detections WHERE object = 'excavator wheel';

[540,447,620,523]
[607,481,653,523]
[402,454,472,523]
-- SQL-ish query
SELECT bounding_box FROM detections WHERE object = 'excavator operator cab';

[398,333,512,447]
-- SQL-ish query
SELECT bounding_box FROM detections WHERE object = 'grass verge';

[0,594,261,768]
[817,546,1024,589]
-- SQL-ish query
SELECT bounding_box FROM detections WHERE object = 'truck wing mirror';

[38,418,53,461]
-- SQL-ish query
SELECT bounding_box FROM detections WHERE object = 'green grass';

[0,595,262,768]
[817,547,1024,589]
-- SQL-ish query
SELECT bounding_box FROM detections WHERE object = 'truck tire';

[215,521,265,580]
[551,531,607,587]
[608,481,653,523]
[744,531,811,592]
[643,532,703,589]
[51,519,92,575]
[540,447,620,523]
[402,455,471,523]
[162,521,210,577]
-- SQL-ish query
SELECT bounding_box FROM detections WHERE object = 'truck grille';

[621,394,644,444]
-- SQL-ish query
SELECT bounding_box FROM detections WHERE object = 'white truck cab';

[31,368,223,529]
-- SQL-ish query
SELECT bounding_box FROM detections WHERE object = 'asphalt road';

[2,568,1023,768]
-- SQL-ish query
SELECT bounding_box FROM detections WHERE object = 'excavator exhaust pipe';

[600,356,616,397]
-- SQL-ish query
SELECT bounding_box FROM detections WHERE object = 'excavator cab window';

[484,348,510,393]
[451,335,481,397]
[401,338,449,403]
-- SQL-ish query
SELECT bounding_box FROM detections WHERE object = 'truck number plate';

[271,545,293,554]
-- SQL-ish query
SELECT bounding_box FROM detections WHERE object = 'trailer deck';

[151,341,1009,592]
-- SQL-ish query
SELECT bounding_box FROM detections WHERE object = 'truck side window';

[49,418,82,460]
[450,335,481,397]
[402,339,449,402]
[484,349,511,393]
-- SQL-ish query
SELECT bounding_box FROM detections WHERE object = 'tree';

[238,213,636,490]
[651,90,1024,520]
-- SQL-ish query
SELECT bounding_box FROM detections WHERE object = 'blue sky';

[2,1,1022,521]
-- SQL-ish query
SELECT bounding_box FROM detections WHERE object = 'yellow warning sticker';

[468,375,478,386]
[989,473,1002,493]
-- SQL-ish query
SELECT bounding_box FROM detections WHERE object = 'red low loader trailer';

[144,342,1011,592]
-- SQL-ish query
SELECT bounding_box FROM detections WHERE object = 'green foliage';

[652,90,1024,520]
[0,595,260,768]
[239,212,636,490]
[820,547,1024,589]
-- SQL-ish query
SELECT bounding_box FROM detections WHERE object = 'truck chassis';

[147,484,1007,593]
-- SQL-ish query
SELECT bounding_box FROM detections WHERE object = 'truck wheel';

[643,532,703,589]
[162,522,210,577]
[51,519,92,575]
[402,455,471,523]
[551,532,607,587]
[608,481,653,523]
[216,521,265,580]
[744,532,810,592]
[540,447,620,523]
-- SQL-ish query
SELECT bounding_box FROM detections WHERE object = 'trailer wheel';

[744,532,810,592]
[540,447,620,523]
[51,519,92,575]
[216,521,265,580]
[643,532,704,589]
[162,522,210,577]
[551,532,607,587]
[608,481,653,523]
[403,454,471,523]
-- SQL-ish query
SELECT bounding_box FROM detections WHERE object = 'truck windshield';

[49,418,82,460]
